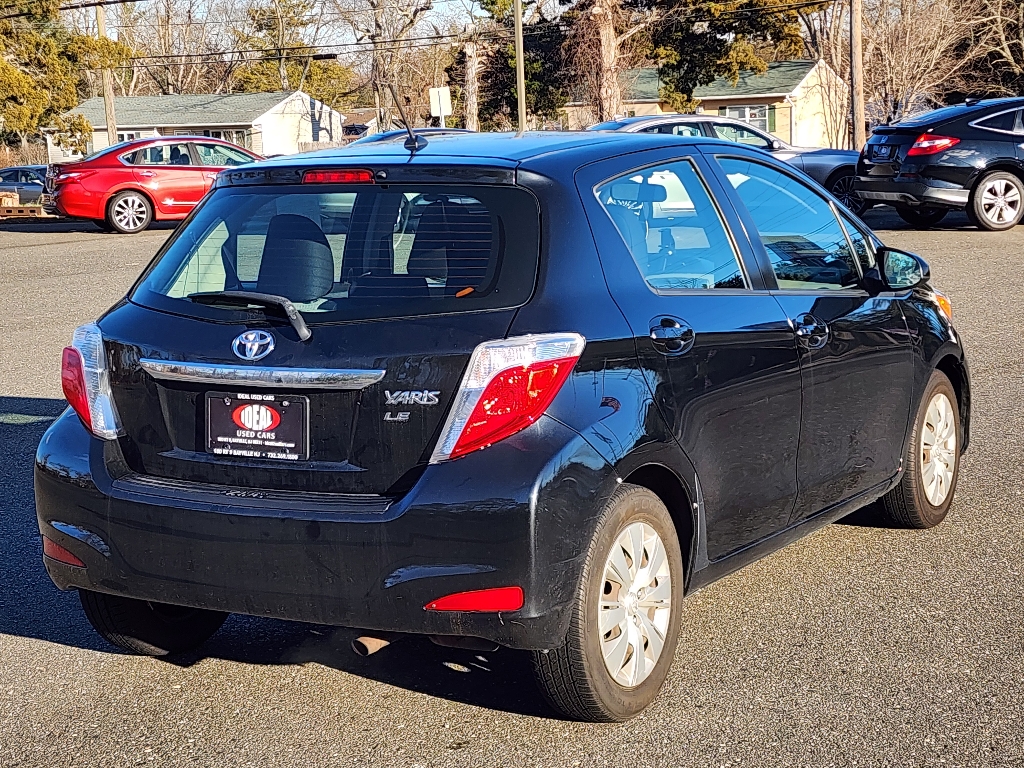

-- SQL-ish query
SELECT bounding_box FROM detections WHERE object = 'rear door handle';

[649,316,695,355]
[138,170,156,178]
[794,313,829,350]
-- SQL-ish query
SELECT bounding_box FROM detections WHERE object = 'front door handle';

[794,313,829,350]
[649,316,695,355]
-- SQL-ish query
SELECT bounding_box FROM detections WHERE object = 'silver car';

[588,115,866,214]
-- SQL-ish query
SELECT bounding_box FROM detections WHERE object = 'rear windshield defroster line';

[131,182,541,325]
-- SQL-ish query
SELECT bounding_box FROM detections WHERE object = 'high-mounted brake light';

[60,323,122,440]
[430,333,586,463]
[425,586,524,612]
[907,134,960,156]
[302,169,374,184]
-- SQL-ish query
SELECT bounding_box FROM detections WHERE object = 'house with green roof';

[46,91,346,162]
[565,59,849,149]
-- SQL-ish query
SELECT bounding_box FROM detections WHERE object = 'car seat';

[256,214,334,303]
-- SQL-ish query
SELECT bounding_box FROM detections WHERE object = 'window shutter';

[768,105,776,132]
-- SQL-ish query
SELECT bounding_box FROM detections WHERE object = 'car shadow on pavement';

[0,219,178,234]
[0,394,557,718]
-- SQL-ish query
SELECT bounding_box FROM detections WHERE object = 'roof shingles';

[621,60,818,103]
[67,92,297,129]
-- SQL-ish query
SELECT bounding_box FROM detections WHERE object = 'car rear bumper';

[35,409,617,650]
[854,177,970,208]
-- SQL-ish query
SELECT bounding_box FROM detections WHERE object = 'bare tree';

[800,1,852,146]
[973,0,1024,90]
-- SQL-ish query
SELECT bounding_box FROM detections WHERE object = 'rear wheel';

[969,171,1024,231]
[895,204,948,228]
[79,590,227,655]
[828,170,868,215]
[880,370,960,529]
[532,484,684,722]
[106,190,153,234]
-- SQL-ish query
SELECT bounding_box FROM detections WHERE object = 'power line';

[0,0,144,20]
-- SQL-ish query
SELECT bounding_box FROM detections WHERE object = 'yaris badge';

[232,330,275,361]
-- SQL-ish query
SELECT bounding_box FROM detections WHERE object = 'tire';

[79,589,227,656]
[106,190,153,234]
[895,204,948,228]
[881,370,961,529]
[968,171,1024,231]
[532,484,684,722]
[828,170,868,216]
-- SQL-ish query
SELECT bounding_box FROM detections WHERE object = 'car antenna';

[388,84,428,153]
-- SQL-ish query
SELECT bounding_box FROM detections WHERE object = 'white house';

[46,91,346,162]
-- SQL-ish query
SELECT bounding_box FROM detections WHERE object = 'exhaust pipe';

[351,632,402,656]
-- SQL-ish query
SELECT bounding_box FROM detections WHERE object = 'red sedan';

[46,137,261,233]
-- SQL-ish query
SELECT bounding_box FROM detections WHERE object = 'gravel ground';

[1,210,1021,767]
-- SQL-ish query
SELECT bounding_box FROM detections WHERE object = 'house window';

[722,106,769,133]
[116,132,139,142]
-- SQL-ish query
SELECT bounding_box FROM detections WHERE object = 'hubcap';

[598,521,672,687]
[113,195,148,231]
[831,174,861,211]
[920,392,957,507]
[980,179,1021,224]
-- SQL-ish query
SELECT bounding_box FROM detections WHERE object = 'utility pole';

[850,0,865,150]
[95,2,118,147]
[513,0,526,132]
[464,36,480,132]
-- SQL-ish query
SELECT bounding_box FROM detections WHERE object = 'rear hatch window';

[132,182,540,323]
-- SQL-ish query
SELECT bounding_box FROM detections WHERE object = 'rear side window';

[974,109,1021,134]
[132,183,539,323]
[638,123,703,137]
[595,160,746,290]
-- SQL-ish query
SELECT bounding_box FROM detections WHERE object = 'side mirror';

[878,247,930,290]
[770,139,783,151]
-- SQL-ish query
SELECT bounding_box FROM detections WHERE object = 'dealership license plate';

[206,393,308,461]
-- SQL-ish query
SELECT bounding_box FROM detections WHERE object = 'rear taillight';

[430,333,586,463]
[53,170,94,185]
[906,134,960,156]
[60,323,122,439]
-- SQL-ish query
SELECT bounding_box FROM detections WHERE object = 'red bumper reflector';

[302,169,374,184]
[425,586,524,612]
[42,536,86,567]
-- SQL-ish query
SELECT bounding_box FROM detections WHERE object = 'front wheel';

[79,590,227,655]
[106,190,153,234]
[532,484,684,722]
[881,370,961,528]
[969,171,1024,231]
[895,204,948,228]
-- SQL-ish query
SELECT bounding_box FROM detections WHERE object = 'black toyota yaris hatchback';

[36,132,969,722]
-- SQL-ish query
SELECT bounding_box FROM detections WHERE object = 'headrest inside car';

[610,182,668,203]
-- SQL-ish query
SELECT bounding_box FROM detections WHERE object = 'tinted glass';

[639,123,703,137]
[596,160,746,290]
[719,157,859,290]
[194,143,254,167]
[712,122,772,149]
[0,170,16,182]
[839,213,875,271]
[975,110,1018,133]
[132,184,540,322]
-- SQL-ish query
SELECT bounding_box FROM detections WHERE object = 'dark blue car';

[36,132,969,721]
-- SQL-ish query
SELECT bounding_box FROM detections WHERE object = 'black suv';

[856,98,1024,230]
[36,132,969,722]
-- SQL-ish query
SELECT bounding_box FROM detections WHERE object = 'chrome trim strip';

[140,359,386,390]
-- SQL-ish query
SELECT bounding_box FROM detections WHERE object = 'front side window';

[132,183,540,323]
[596,160,746,290]
[194,143,254,167]
[718,157,860,291]
[712,121,773,149]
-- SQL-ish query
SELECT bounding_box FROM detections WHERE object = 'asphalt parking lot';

[1,209,1022,767]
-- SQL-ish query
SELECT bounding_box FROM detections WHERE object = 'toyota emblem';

[232,330,275,361]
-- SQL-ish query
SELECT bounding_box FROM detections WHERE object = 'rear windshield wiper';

[188,291,312,342]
